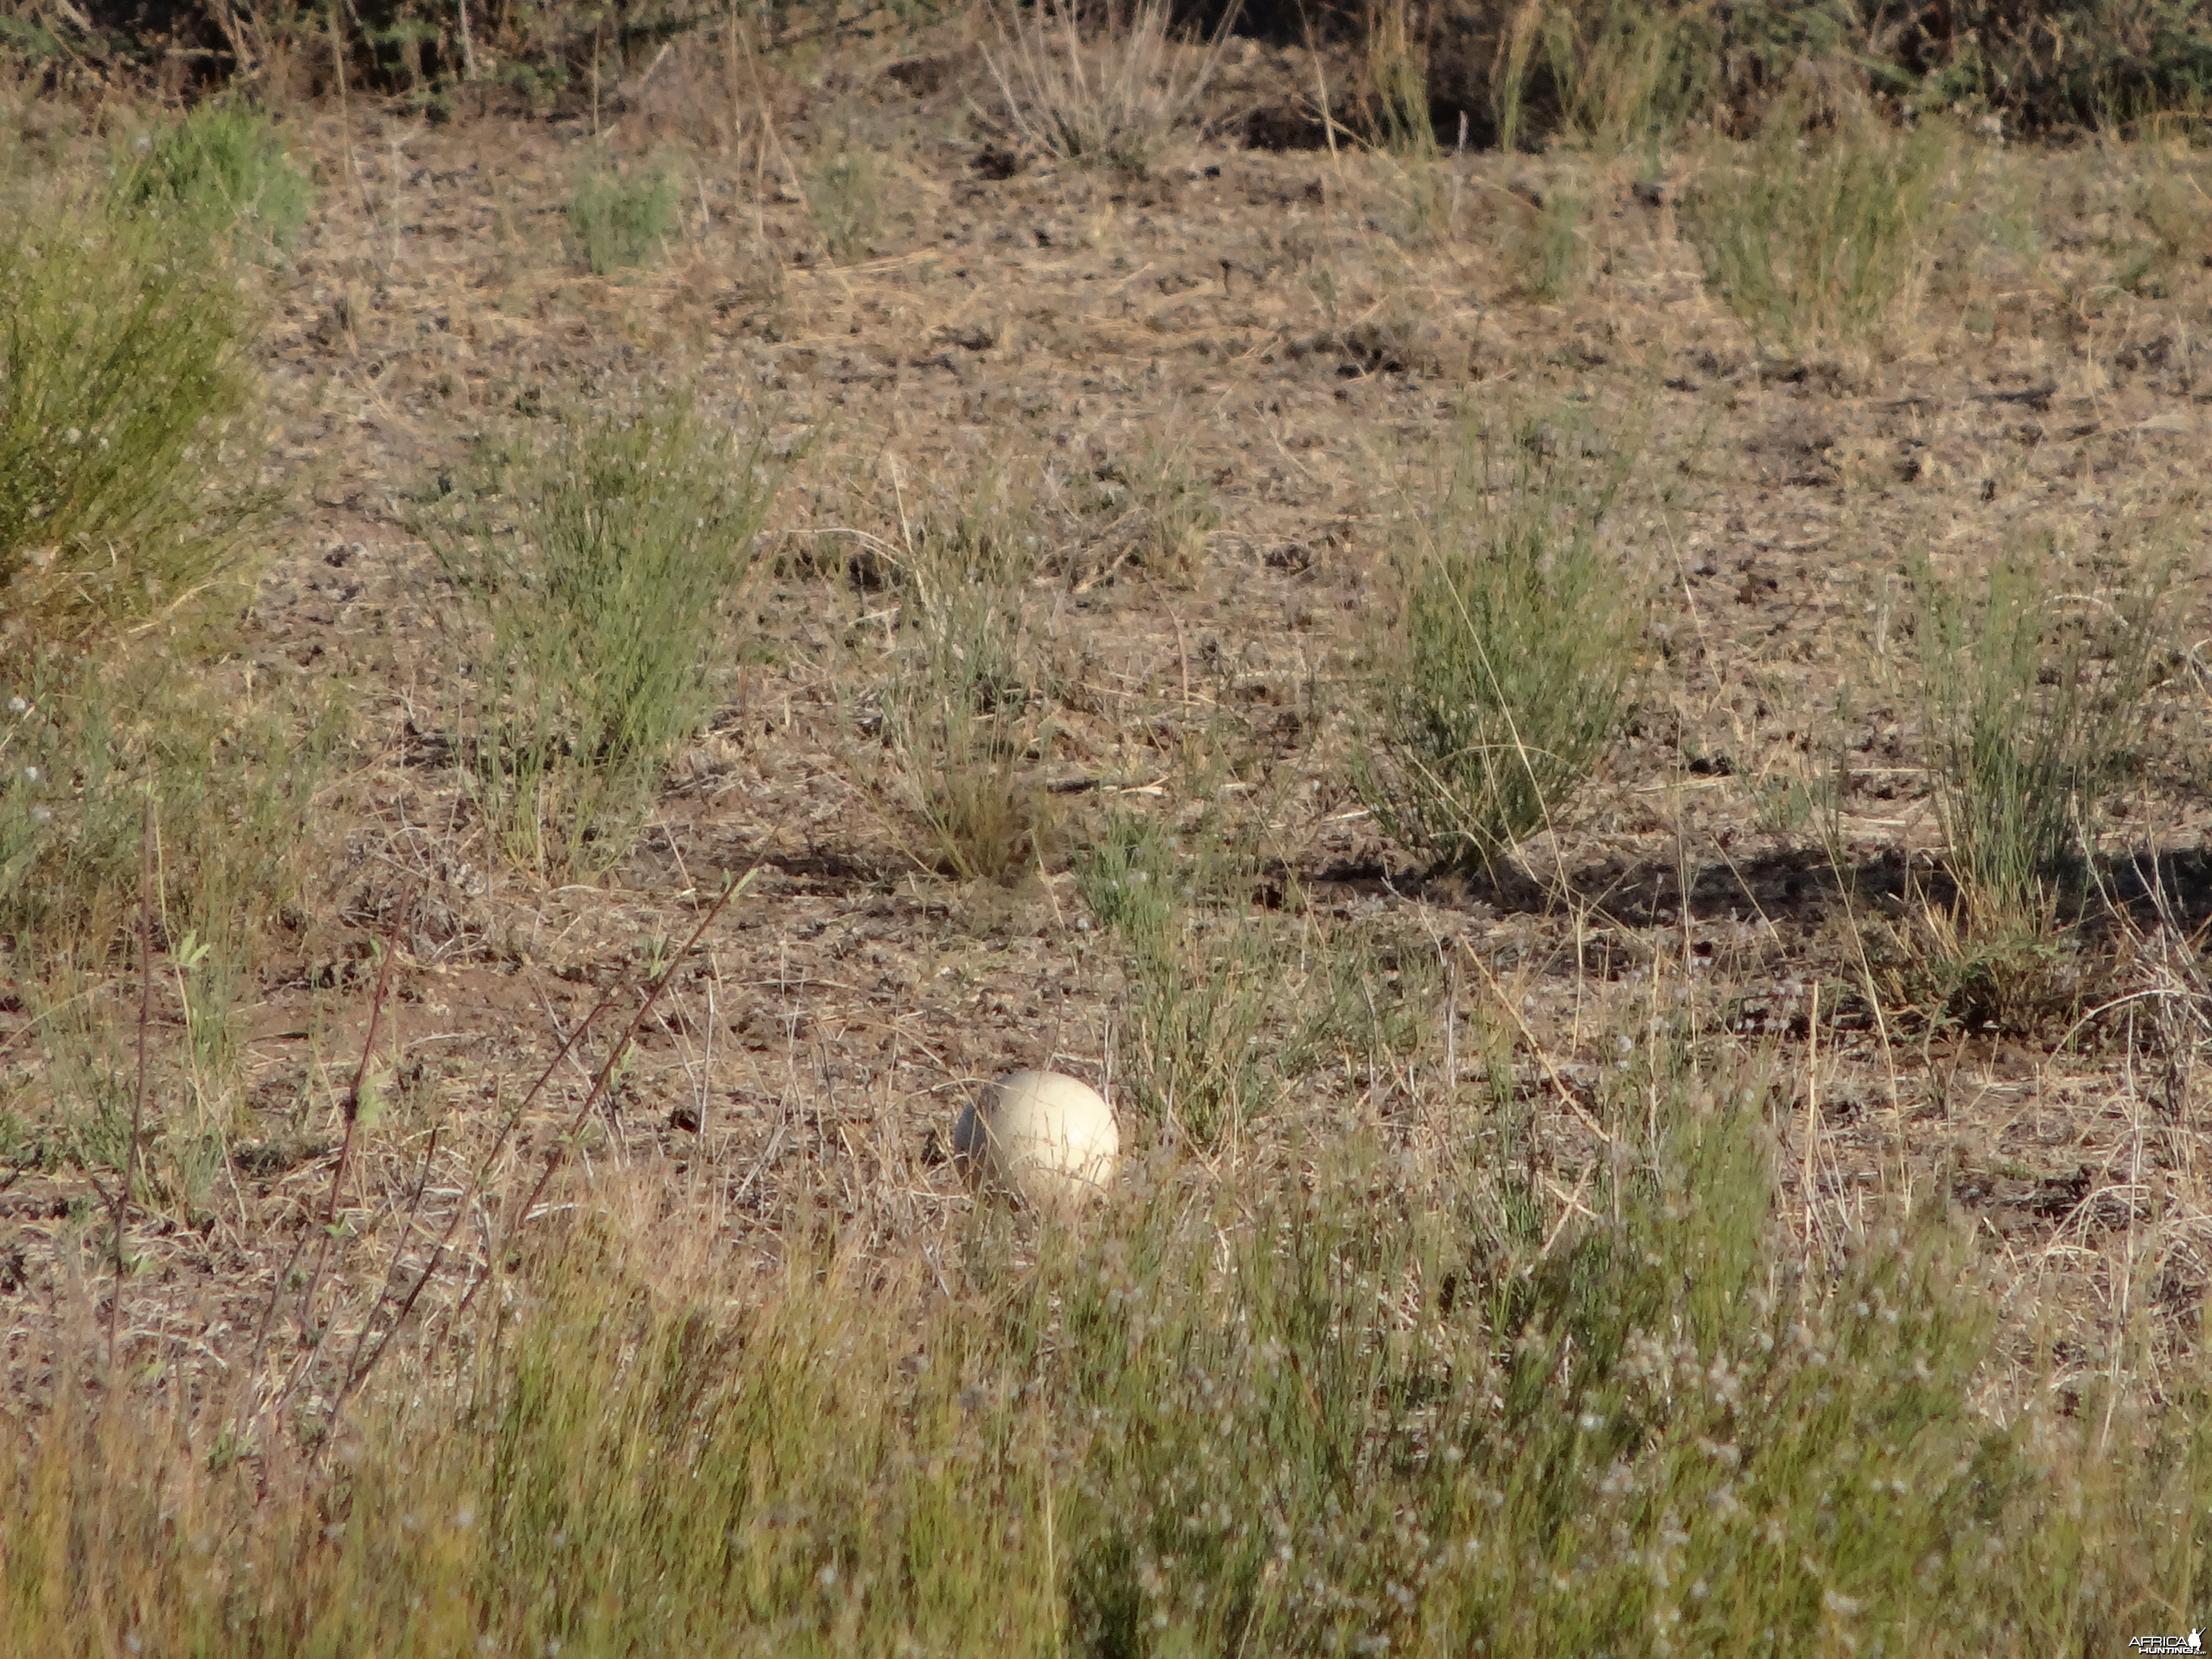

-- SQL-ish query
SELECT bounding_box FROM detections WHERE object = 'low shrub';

[985,0,1233,175]
[0,189,261,647]
[10,1059,2201,1651]
[1355,410,1645,872]
[1685,103,1958,356]
[1910,545,2168,930]
[568,150,681,275]
[117,101,315,253]
[426,400,773,879]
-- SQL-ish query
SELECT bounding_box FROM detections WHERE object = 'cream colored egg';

[953,1070,1120,1208]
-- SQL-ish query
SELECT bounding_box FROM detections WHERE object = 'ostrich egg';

[953,1070,1120,1207]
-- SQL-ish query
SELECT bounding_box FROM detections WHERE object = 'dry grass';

[5,15,2212,1647]
[984,0,1236,174]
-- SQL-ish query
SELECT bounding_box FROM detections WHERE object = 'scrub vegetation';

[5,0,2212,1647]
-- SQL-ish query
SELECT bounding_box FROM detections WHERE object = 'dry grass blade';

[499,870,758,1241]
[247,886,414,1426]
[290,885,415,1341]
[985,0,1238,175]
[104,800,157,1368]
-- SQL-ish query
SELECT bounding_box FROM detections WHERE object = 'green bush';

[1909,547,2167,928]
[1476,0,2212,148]
[0,190,260,647]
[1685,105,1957,356]
[1888,0,2212,128]
[117,102,315,253]
[1356,412,1645,872]
[426,401,773,880]
[568,150,681,275]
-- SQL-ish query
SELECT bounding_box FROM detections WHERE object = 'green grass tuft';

[806,132,891,264]
[1356,409,1646,872]
[426,399,773,880]
[1910,544,2168,928]
[117,101,315,254]
[1078,810,1290,1146]
[568,150,681,275]
[868,487,1056,884]
[0,188,262,648]
[1686,103,1957,356]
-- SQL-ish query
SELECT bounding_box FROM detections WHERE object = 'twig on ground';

[246,885,414,1416]
[334,866,756,1413]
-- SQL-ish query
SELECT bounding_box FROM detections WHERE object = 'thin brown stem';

[295,885,414,1329]
[108,799,157,1371]
[337,867,755,1411]
[247,885,414,1393]
[332,979,621,1404]
[335,868,755,1412]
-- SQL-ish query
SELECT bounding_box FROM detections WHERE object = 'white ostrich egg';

[953,1070,1120,1207]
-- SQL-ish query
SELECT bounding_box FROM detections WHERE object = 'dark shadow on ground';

[1281,842,2212,938]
